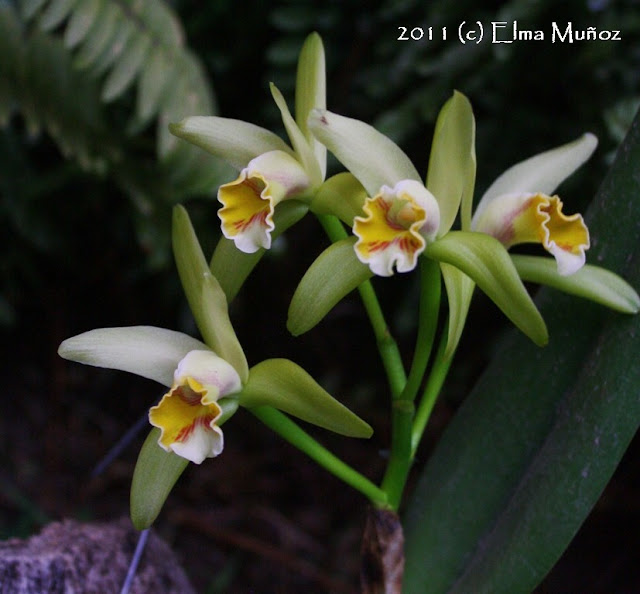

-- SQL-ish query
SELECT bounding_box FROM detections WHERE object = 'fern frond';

[5,0,231,197]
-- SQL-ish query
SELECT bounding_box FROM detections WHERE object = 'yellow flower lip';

[148,350,242,464]
[218,150,311,253]
[473,192,590,276]
[353,180,440,276]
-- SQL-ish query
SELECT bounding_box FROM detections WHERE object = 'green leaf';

[512,254,639,314]
[210,200,308,303]
[425,231,548,346]
[288,237,373,335]
[295,32,326,179]
[403,109,640,594]
[130,428,188,530]
[240,359,372,438]
[63,0,100,49]
[172,205,248,382]
[426,91,476,234]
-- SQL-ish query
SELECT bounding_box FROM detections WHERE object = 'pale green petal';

[440,263,476,358]
[425,232,548,346]
[172,205,248,382]
[295,32,327,179]
[308,108,421,196]
[239,358,372,438]
[427,91,476,234]
[270,83,322,186]
[58,326,207,387]
[475,133,597,221]
[310,172,368,226]
[288,237,373,335]
[169,116,294,171]
[512,255,640,314]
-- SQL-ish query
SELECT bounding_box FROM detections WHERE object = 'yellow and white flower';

[170,33,327,254]
[59,326,241,464]
[471,134,597,276]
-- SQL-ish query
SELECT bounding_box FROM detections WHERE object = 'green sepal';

[288,237,373,335]
[239,358,373,438]
[130,428,189,530]
[210,200,309,303]
[440,263,475,358]
[512,255,640,314]
[172,205,248,381]
[295,32,326,179]
[425,232,548,346]
[310,172,368,226]
[427,91,476,233]
[169,116,294,171]
[270,83,322,187]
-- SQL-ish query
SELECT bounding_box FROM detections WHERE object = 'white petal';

[169,424,224,464]
[475,133,597,221]
[58,326,208,387]
[174,350,243,399]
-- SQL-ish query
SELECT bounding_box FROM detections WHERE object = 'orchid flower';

[307,109,443,277]
[471,134,597,276]
[169,33,326,254]
[291,93,546,347]
[59,327,241,464]
[59,206,372,468]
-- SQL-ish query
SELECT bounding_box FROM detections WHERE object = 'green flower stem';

[380,398,414,511]
[316,214,406,397]
[380,257,442,510]
[399,257,441,404]
[251,406,388,507]
[410,329,455,458]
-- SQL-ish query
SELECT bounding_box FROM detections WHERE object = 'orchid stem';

[316,214,406,397]
[411,329,454,458]
[251,406,388,507]
[380,257,441,510]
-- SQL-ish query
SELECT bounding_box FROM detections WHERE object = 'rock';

[0,517,196,594]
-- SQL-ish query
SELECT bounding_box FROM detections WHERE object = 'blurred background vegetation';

[1,0,639,591]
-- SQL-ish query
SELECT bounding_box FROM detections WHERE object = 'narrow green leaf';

[295,32,326,179]
[172,205,248,382]
[38,0,77,31]
[512,254,640,314]
[102,32,151,102]
[288,237,373,335]
[137,47,171,122]
[240,359,373,438]
[426,91,476,234]
[63,0,101,49]
[210,200,308,303]
[73,2,120,70]
[404,109,640,594]
[425,232,548,346]
[130,428,188,530]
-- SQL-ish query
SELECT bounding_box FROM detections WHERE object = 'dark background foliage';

[1,0,639,591]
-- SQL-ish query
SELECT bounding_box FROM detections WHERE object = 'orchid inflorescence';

[58,33,639,532]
